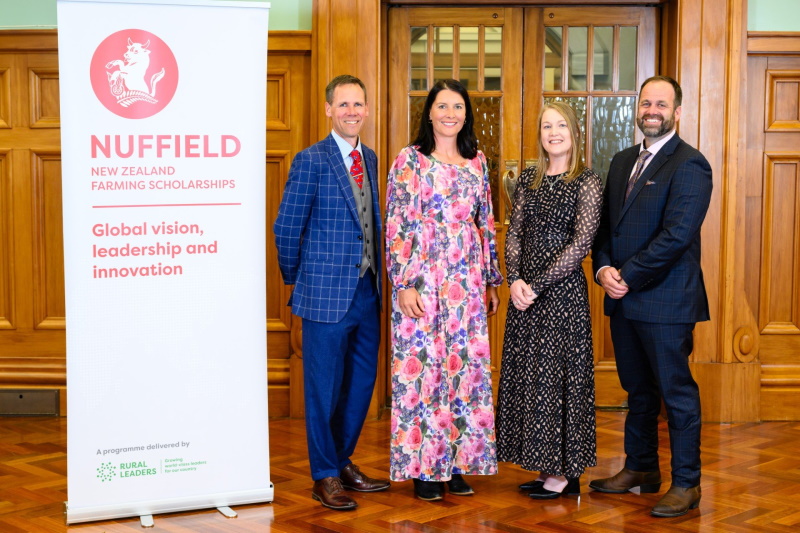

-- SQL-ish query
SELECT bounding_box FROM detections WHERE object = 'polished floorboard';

[1,411,799,532]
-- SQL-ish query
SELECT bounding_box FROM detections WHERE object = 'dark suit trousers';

[610,310,701,488]
[301,271,380,481]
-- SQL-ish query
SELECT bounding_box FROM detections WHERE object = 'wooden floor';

[2,411,799,532]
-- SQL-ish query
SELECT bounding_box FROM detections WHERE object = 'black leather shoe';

[446,474,474,496]
[413,479,444,501]
[519,479,545,491]
[528,477,580,499]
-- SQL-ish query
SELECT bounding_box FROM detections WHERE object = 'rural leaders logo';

[90,29,178,119]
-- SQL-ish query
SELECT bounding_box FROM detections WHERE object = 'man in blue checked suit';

[590,76,712,518]
[274,75,389,510]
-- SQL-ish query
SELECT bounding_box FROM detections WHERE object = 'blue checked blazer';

[592,134,713,323]
[274,134,382,323]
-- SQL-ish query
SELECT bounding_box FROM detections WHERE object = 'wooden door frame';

[316,0,758,421]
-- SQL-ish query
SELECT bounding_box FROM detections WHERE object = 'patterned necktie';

[350,149,363,189]
[625,149,652,201]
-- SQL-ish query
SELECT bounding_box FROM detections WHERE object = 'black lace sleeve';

[530,169,603,295]
[504,167,534,287]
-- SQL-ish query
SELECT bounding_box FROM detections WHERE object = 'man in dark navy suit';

[274,75,389,510]
[590,76,712,518]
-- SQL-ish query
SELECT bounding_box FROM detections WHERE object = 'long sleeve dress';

[496,166,602,478]
[386,145,504,482]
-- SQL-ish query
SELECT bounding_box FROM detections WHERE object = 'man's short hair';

[640,75,682,107]
[325,75,367,104]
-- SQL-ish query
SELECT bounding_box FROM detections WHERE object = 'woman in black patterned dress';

[496,101,602,499]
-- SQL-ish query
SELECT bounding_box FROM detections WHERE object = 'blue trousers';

[301,271,380,481]
[610,313,701,488]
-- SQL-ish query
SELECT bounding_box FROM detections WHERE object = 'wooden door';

[387,5,656,407]
[746,54,800,420]
[388,6,524,396]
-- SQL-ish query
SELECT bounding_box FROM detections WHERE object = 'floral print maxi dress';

[385,146,503,482]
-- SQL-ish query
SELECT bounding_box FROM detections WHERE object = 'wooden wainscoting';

[0,30,311,418]
[746,32,800,421]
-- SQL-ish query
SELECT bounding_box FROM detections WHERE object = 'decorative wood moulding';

[267,70,291,131]
[0,67,10,129]
[0,151,11,330]
[733,326,758,363]
[760,364,800,387]
[0,30,58,51]
[0,357,66,385]
[765,70,800,132]
[31,151,66,330]
[268,31,312,53]
[29,68,61,129]
[759,153,800,335]
[748,32,800,55]
[0,29,310,53]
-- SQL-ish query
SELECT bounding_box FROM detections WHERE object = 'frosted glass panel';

[592,96,636,184]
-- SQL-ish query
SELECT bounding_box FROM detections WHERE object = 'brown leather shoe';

[651,485,701,517]
[340,463,390,492]
[589,467,662,494]
[311,477,358,510]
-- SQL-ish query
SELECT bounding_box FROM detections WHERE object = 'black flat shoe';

[413,479,444,501]
[528,477,581,499]
[519,479,545,491]
[446,474,474,496]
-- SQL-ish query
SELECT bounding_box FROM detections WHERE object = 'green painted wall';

[749,0,800,31]
[0,0,312,30]
[0,1,797,33]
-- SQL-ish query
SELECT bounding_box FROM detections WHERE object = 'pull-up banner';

[58,0,272,524]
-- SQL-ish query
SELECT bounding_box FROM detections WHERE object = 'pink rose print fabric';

[385,146,503,481]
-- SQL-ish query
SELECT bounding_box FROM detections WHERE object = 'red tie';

[350,149,363,189]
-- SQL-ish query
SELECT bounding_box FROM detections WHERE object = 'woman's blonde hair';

[529,101,585,189]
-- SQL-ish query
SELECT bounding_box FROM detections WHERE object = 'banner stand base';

[217,506,238,518]
[140,515,154,528]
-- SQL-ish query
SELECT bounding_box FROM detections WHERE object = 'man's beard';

[638,113,674,138]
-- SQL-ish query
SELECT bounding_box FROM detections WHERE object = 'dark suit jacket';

[592,133,712,323]
[274,134,381,323]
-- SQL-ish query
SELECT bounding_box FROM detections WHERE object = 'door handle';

[502,160,519,223]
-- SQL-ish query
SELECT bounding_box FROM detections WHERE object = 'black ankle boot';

[446,474,474,496]
[413,478,444,501]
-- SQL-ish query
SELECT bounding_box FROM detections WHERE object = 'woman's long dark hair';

[411,79,478,160]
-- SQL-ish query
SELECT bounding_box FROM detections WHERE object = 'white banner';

[58,0,272,524]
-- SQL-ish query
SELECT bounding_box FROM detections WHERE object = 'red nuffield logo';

[90,29,179,119]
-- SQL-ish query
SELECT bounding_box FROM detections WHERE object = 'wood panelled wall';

[3,2,800,423]
[0,30,311,418]
[313,0,798,422]
[746,32,800,420]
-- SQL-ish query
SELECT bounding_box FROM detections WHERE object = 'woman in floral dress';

[385,79,503,501]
